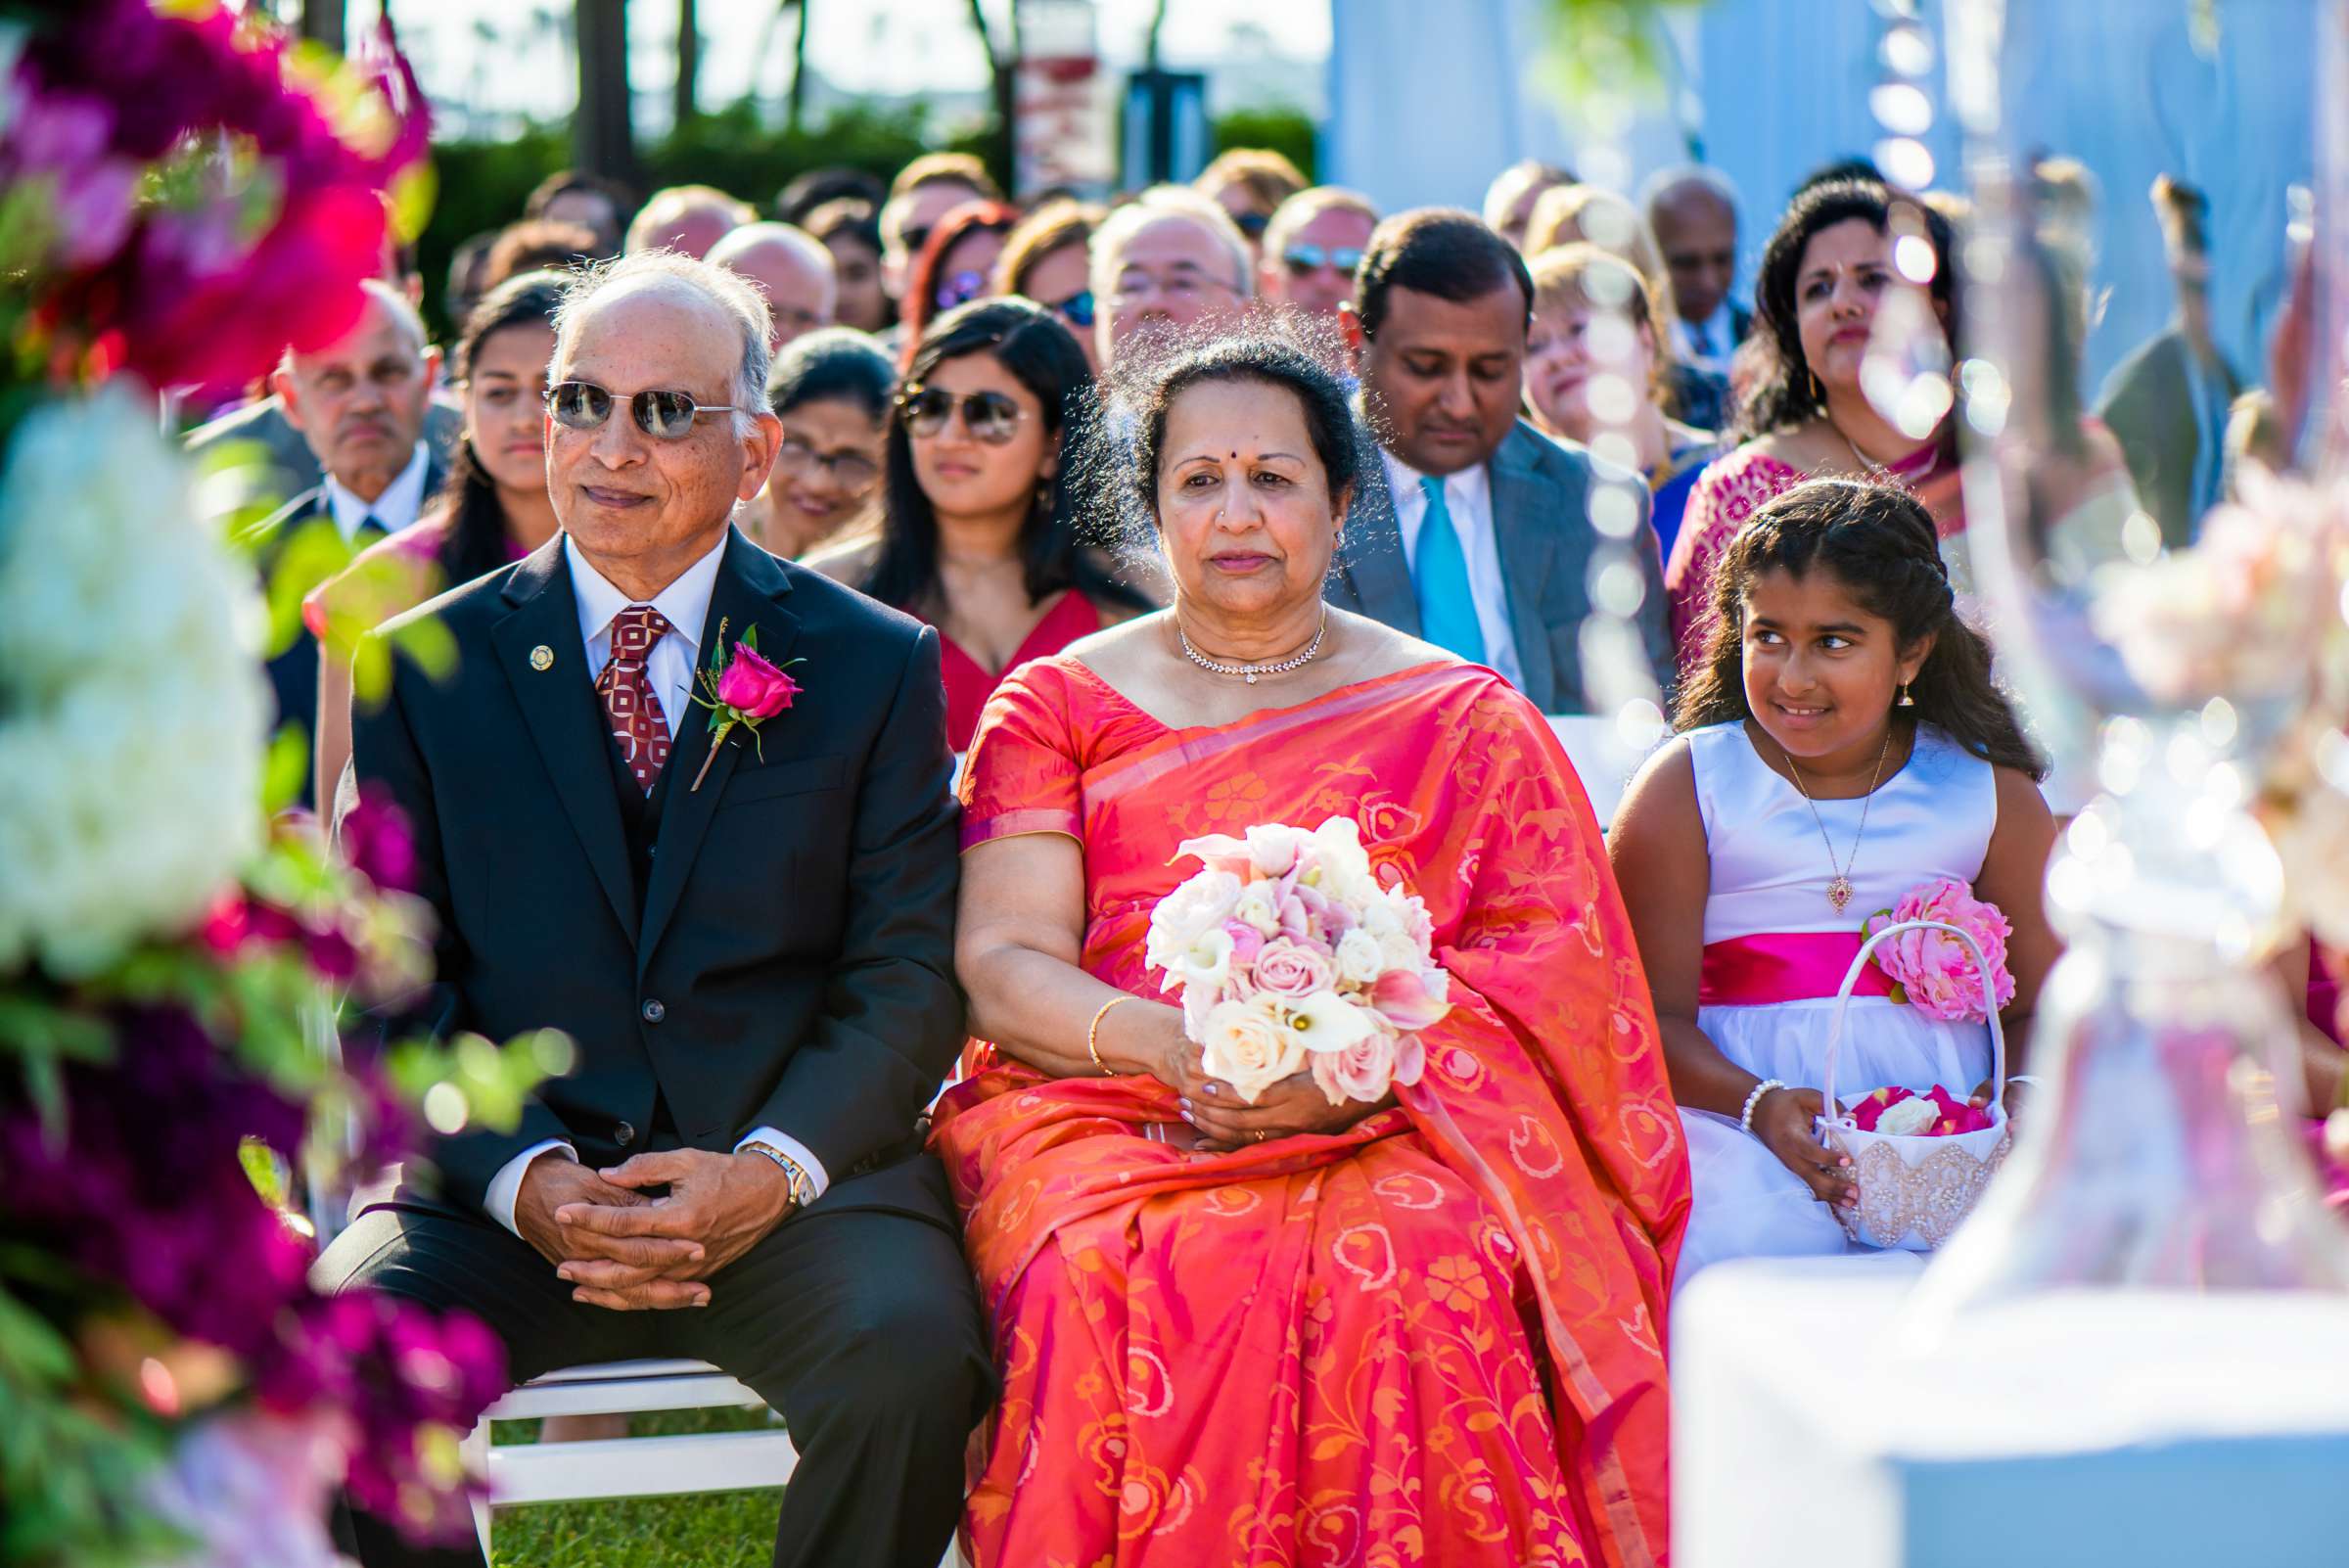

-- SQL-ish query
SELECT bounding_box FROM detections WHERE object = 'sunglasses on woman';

[897,385,1029,444]
[1044,289,1095,329]
[934,270,990,311]
[546,381,742,439]
[1282,244,1365,276]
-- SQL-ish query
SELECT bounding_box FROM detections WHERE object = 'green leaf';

[262,722,311,816]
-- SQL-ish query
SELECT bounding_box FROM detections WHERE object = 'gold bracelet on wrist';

[1086,994,1134,1076]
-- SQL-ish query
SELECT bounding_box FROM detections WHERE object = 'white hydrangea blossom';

[0,389,267,977]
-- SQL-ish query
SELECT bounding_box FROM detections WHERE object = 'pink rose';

[716,643,802,720]
[1310,1029,1401,1106]
[1223,920,1267,968]
[1253,938,1338,999]
[1865,879,2016,1025]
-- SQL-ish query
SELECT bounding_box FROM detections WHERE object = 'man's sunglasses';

[547,381,742,439]
[1283,244,1365,276]
[897,385,1029,444]
[1045,289,1095,329]
[1233,210,1271,239]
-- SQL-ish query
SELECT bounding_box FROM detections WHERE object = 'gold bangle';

[1086,994,1134,1076]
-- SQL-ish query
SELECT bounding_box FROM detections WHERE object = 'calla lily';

[1369,968,1451,1032]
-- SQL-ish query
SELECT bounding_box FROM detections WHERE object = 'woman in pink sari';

[935,335,1689,1566]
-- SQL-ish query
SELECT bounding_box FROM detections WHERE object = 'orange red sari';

[933,659,1690,1568]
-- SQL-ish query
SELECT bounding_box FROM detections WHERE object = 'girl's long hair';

[1674,477,2046,779]
[864,297,1145,616]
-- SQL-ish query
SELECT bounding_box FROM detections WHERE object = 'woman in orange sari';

[935,334,1690,1566]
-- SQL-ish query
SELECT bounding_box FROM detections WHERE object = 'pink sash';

[1699,932,1893,1007]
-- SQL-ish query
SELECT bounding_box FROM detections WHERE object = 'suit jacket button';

[641,998,666,1024]
[614,1121,635,1147]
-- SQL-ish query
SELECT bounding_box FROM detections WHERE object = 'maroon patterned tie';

[596,604,673,793]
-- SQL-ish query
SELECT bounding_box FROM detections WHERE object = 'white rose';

[1334,927,1386,987]
[1276,990,1379,1056]
[1233,880,1284,939]
[1876,1095,1941,1136]
[1199,994,1306,1103]
[1145,869,1242,979]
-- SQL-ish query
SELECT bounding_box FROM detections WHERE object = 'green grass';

[484,1408,783,1568]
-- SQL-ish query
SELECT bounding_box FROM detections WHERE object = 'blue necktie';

[1413,476,1485,664]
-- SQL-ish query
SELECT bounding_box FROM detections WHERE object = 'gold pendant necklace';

[1781,724,1895,913]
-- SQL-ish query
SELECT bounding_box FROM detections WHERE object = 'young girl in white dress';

[1610,478,2060,1286]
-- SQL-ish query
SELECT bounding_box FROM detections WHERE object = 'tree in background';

[963,0,1017,194]
[575,0,636,185]
[675,0,701,130]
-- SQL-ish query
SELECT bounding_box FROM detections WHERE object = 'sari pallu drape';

[933,661,1690,1568]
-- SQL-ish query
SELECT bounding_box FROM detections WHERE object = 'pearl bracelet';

[1739,1079,1788,1135]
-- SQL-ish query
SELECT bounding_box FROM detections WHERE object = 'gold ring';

[1254,1130,1267,1143]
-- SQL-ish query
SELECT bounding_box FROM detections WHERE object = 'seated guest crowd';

[188,143,2326,1568]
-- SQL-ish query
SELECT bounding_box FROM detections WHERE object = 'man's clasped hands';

[514,1149,798,1311]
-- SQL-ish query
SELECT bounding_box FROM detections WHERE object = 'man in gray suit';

[1330,208,1672,715]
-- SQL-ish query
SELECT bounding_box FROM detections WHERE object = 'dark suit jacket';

[345,528,963,1214]
[1326,421,1675,714]
[242,457,447,808]
[2095,324,2242,549]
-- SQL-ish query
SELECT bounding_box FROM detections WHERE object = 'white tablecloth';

[1674,1261,2349,1568]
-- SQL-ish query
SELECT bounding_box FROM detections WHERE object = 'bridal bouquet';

[1144,817,1451,1106]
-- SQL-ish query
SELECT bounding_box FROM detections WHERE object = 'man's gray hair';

[1090,185,1256,301]
[550,251,773,436]
[1639,163,1741,225]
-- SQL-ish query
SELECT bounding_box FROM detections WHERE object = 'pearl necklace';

[1176,610,1327,684]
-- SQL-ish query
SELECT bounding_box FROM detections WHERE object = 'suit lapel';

[637,530,801,974]
[1489,426,1562,713]
[1340,473,1423,634]
[491,537,640,940]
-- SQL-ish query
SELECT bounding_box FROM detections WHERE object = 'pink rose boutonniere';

[688,618,804,791]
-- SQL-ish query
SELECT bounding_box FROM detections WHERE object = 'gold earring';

[1897,682,1915,708]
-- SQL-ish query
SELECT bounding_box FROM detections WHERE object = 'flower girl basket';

[1815,918,2013,1251]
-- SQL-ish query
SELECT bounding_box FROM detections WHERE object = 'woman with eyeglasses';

[812,298,1156,751]
[304,271,566,803]
[996,199,1105,371]
[1194,146,1308,263]
[739,327,893,559]
[899,200,1022,368]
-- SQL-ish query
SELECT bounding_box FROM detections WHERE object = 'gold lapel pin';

[530,644,555,671]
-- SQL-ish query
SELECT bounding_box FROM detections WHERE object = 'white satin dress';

[1674,720,1999,1289]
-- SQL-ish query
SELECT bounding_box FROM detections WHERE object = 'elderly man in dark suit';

[1330,208,1673,715]
[233,280,447,807]
[313,251,990,1568]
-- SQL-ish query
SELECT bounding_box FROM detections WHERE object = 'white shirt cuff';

[484,1139,577,1234]
[733,1127,830,1200]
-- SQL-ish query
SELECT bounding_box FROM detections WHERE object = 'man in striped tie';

[1327,208,1675,717]
[318,250,990,1568]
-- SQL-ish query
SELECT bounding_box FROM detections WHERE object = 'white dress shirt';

[322,442,432,542]
[1379,448,1525,690]
[1672,301,1740,376]
[481,532,831,1236]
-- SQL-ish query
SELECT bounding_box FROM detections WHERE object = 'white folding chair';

[464,1360,966,1566]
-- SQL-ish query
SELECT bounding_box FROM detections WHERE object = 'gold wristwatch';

[739,1140,816,1210]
